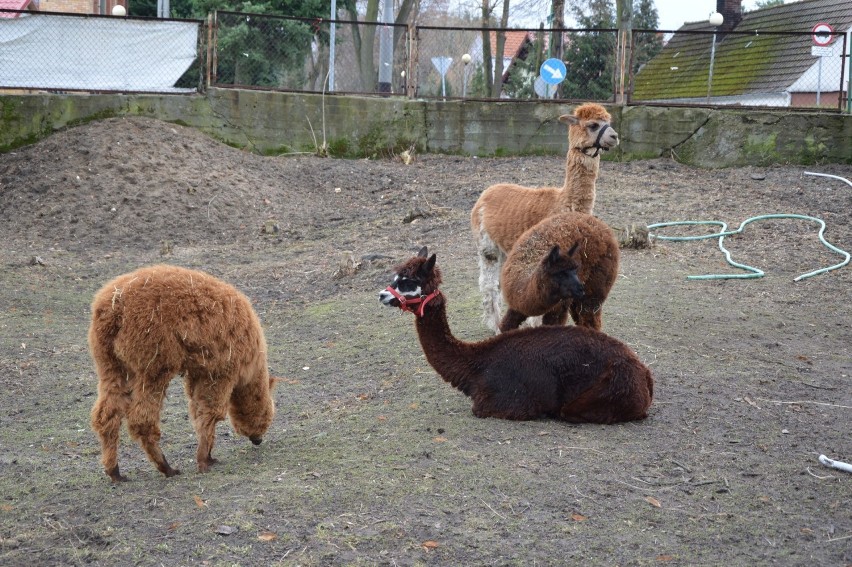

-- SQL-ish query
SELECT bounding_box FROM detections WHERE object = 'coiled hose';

[646,172,851,281]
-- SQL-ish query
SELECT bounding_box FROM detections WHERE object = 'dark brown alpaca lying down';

[89,264,278,482]
[379,248,653,423]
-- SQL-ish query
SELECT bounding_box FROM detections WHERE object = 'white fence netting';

[0,13,199,92]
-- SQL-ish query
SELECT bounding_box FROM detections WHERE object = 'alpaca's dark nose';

[250,436,263,445]
[566,274,585,299]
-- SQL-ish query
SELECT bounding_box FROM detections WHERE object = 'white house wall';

[787,25,851,94]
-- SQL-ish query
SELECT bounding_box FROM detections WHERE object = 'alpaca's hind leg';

[90,358,132,482]
[477,232,504,334]
[186,373,230,473]
[126,373,180,478]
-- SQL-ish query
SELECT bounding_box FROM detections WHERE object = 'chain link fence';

[410,26,620,101]
[1,9,848,111]
[211,12,409,96]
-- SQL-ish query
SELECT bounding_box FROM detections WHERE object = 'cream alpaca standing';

[470,103,619,333]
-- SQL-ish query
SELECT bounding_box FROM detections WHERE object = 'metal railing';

[1,9,848,111]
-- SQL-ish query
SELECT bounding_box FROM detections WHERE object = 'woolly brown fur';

[500,212,620,332]
[380,249,653,424]
[88,264,277,482]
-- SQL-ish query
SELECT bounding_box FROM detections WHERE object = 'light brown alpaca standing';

[500,212,620,333]
[89,264,278,482]
[470,103,619,333]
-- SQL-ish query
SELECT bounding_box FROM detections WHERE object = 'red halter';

[384,286,441,318]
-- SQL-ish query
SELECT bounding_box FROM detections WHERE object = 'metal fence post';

[408,23,418,99]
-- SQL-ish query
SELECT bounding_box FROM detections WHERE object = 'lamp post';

[707,11,723,103]
[462,53,471,98]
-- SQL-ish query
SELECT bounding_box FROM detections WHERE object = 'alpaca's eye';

[588,123,599,130]
[396,278,419,292]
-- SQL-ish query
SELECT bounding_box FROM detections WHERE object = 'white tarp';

[0,14,199,92]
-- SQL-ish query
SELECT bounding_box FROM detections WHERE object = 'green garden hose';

[647,214,850,281]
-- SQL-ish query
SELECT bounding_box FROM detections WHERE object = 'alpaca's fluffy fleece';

[500,212,620,332]
[89,264,276,482]
[381,248,653,424]
[470,103,618,333]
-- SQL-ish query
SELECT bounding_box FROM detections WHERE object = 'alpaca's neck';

[558,149,600,215]
[503,261,554,316]
[414,299,481,396]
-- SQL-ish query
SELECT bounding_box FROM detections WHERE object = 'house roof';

[489,30,534,60]
[633,0,852,101]
[0,0,31,18]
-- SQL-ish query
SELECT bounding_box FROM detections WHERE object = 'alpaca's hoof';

[163,467,181,478]
[198,457,218,473]
[106,466,129,482]
[249,436,263,446]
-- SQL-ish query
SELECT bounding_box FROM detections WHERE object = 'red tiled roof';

[0,0,31,18]
[489,31,534,59]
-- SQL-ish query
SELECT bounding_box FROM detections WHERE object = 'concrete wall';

[1,89,850,167]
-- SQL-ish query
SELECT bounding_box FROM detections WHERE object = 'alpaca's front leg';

[498,308,527,333]
[541,301,571,326]
[187,373,233,472]
[195,417,221,473]
[570,300,603,331]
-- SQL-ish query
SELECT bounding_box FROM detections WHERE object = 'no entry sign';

[812,22,834,46]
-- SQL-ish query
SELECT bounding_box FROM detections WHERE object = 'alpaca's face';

[379,273,423,308]
[560,110,620,153]
[379,249,440,308]
[229,394,275,443]
[543,244,585,302]
[582,119,619,150]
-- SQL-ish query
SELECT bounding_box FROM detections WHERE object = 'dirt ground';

[0,116,850,566]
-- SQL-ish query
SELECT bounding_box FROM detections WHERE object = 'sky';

[653,0,766,31]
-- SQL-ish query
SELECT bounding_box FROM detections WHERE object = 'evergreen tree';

[631,0,662,75]
[561,0,615,99]
[560,0,660,100]
[197,1,331,87]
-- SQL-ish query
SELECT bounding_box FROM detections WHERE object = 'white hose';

[818,454,852,473]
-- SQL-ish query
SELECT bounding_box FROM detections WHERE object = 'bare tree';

[614,0,631,102]
[340,0,419,91]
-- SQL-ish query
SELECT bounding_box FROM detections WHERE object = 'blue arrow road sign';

[540,58,567,85]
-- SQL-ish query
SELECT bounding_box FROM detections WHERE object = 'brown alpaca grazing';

[89,264,277,482]
[500,212,620,333]
[379,248,652,423]
[470,103,619,333]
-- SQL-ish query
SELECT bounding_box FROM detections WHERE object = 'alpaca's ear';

[559,114,580,126]
[425,253,437,273]
[417,246,428,258]
[545,245,562,265]
[567,242,580,257]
